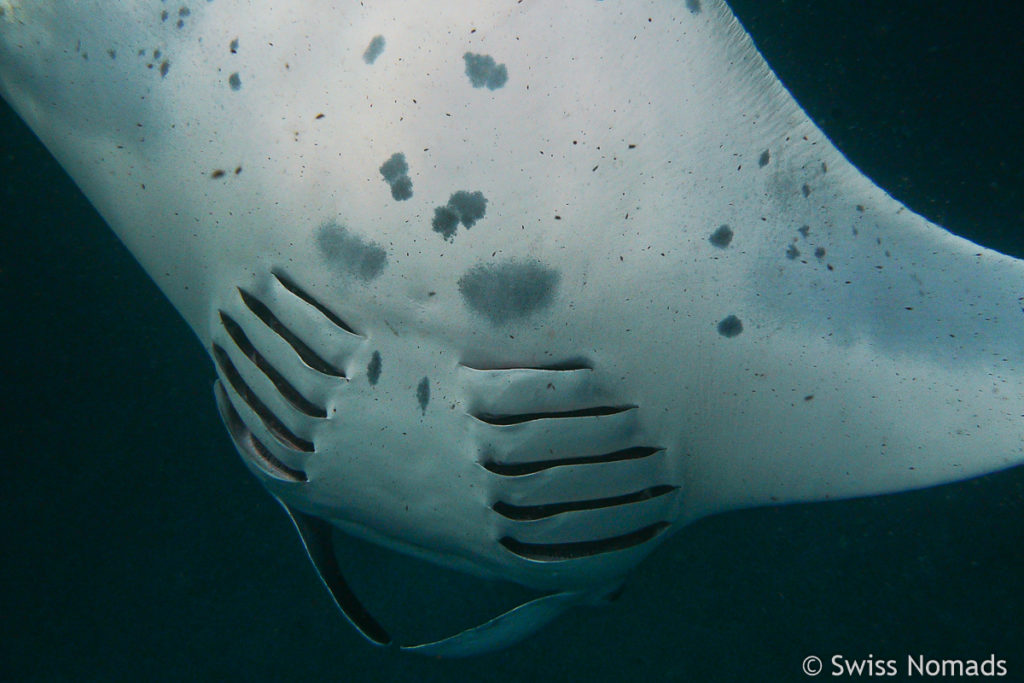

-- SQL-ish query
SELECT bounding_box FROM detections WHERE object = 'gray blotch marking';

[416,377,430,413]
[159,60,170,77]
[758,149,770,167]
[379,153,408,183]
[814,247,827,259]
[798,225,810,238]
[432,191,489,241]
[686,0,702,14]
[363,35,386,64]
[709,224,733,248]
[367,351,382,385]
[786,243,801,260]
[228,72,241,90]
[463,53,508,90]
[229,38,239,54]
[446,191,488,228]
[802,183,811,198]
[390,177,413,201]
[458,259,560,325]
[315,222,388,280]
[379,153,413,201]
[432,206,460,240]
[717,315,743,338]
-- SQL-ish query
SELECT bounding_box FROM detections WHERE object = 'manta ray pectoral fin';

[277,499,600,657]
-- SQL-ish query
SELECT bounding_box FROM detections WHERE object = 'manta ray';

[2,0,1021,657]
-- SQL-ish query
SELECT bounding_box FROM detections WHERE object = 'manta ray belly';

[209,268,683,592]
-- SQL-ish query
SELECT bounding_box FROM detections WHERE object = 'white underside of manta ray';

[2,0,1021,656]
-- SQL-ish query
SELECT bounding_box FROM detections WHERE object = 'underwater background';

[1,1,1022,680]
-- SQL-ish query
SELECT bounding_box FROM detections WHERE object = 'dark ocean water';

[2,2,1022,681]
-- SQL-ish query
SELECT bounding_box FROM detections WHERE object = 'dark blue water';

[2,2,1022,680]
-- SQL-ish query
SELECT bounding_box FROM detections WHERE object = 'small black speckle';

[367,351,382,385]
[211,169,226,179]
[416,377,430,413]
[229,38,239,54]
[814,247,826,259]
[856,204,865,213]
[804,394,815,401]
[802,183,811,198]
[798,225,810,238]
[458,260,560,325]
[758,149,770,167]
[363,35,386,64]
[709,224,733,248]
[107,49,117,60]
[686,0,702,13]
[717,315,743,338]
[785,244,800,260]
[234,166,242,175]
[161,9,169,21]
[228,72,241,90]
[463,52,508,90]
[176,18,184,28]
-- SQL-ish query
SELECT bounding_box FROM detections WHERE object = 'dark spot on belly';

[379,153,413,200]
[363,35,386,64]
[367,351,382,385]
[709,224,733,248]
[463,52,508,90]
[717,315,743,338]
[315,222,387,281]
[432,206,460,240]
[416,377,430,413]
[758,149,770,167]
[458,260,560,325]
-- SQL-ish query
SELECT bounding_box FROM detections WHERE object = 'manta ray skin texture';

[1,0,1022,673]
